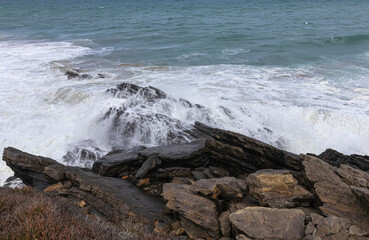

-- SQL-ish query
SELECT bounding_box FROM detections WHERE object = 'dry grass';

[0,187,169,240]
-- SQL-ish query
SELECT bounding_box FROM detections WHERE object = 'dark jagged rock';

[106,82,167,101]
[65,70,79,79]
[65,70,93,80]
[92,123,304,199]
[3,147,168,226]
[318,148,369,171]
[193,121,303,171]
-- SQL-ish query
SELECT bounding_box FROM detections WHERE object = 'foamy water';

[1,36,369,185]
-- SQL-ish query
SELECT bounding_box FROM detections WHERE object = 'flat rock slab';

[229,207,305,240]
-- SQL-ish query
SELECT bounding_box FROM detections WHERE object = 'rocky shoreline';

[2,83,369,240]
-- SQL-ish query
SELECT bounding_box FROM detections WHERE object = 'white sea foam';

[0,39,108,185]
[123,64,369,155]
[1,39,369,185]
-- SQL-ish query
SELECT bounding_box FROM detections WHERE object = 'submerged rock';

[65,70,92,80]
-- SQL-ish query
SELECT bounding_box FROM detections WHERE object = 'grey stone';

[219,211,231,237]
[306,222,315,235]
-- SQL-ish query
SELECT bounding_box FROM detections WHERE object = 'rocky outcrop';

[4,114,369,239]
[302,155,369,229]
[229,207,306,240]
[246,169,313,208]
[92,122,304,200]
[3,147,167,227]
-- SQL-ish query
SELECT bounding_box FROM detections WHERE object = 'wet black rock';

[65,70,79,79]
[65,70,92,80]
[106,82,167,101]
[318,148,369,171]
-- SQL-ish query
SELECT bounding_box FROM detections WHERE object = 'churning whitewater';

[1,37,369,185]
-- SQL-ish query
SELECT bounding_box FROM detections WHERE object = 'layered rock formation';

[2,83,369,240]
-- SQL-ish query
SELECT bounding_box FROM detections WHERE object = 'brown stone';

[43,182,63,192]
[154,221,170,235]
[349,225,368,236]
[235,235,253,240]
[191,177,244,200]
[163,183,219,239]
[316,215,351,236]
[247,169,313,208]
[306,222,315,235]
[229,207,305,240]
[218,211,231,237]
[136,178,150,188]
[302,155,368,221]
[336,164,369,188]
[78,200,86,208]
[311,213,325,226]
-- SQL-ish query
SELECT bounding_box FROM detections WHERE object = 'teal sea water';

[1,0,369,184]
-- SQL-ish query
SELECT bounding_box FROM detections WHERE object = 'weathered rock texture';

[229,207,306,240]
[3,147,167,227]
[3,83,369,240]
[163,183,219,239]
[302,155,369,230]
[246,169,313,208]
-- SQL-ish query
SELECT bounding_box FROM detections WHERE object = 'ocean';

[1,0,369,185]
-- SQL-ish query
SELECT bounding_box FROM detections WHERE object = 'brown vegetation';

[0,187,167,240]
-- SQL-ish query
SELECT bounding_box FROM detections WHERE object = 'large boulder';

[302,155,369,229]
[229,207,305,240]
[246,169,313,208]
[163,183,219,239]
